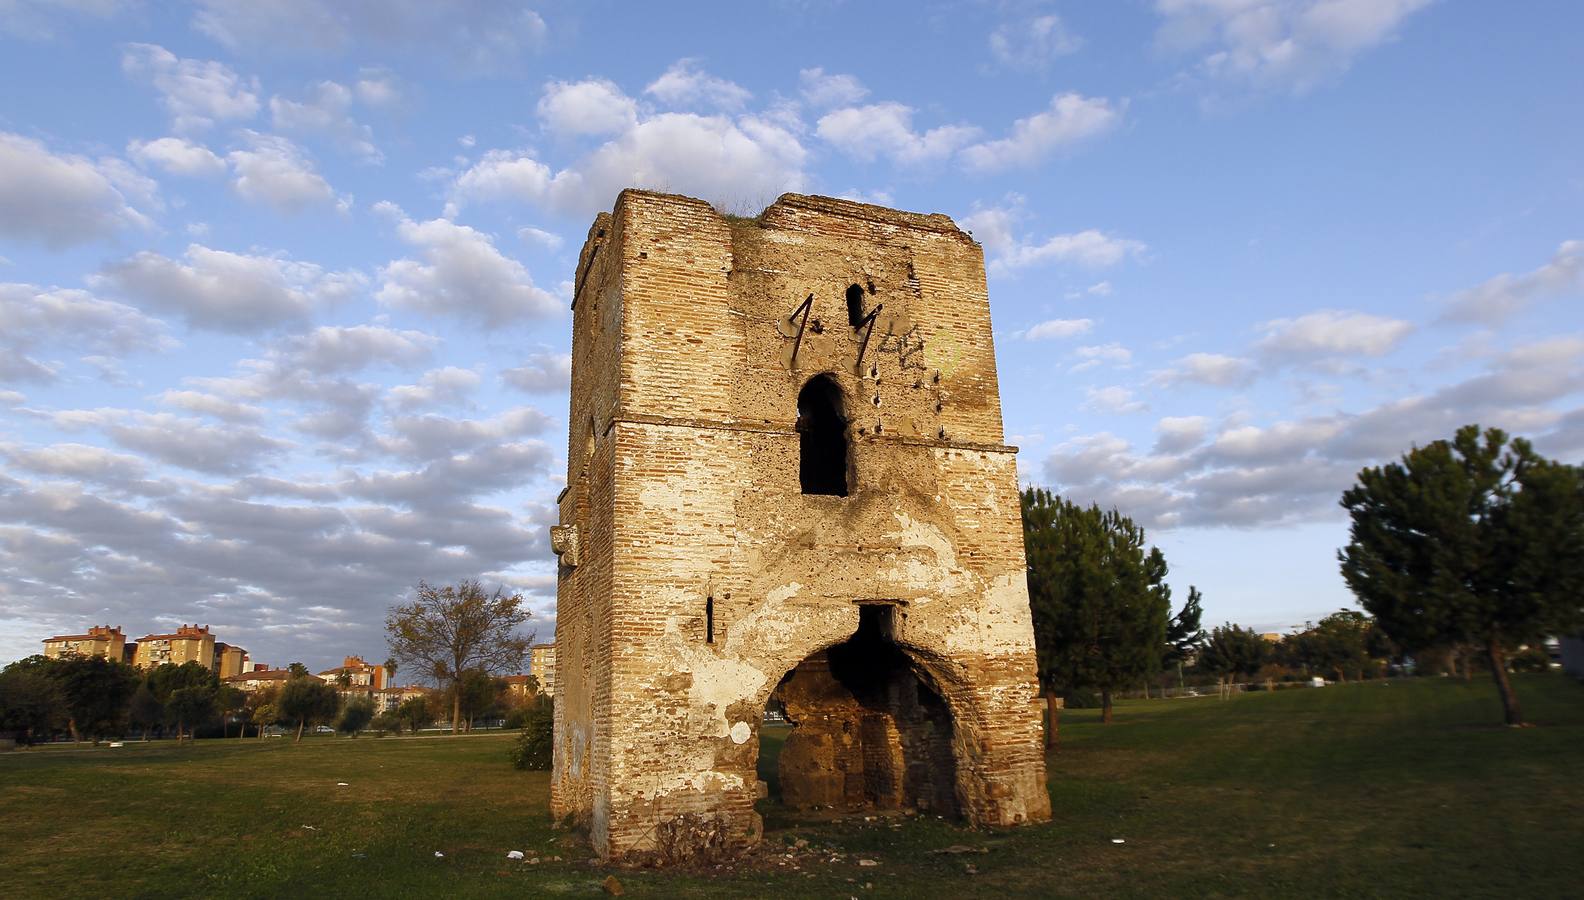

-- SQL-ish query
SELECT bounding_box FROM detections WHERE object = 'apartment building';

[132,624,215,670]
[213,642,249,679]
[223,667,292,692]
[41,625,127,662]
[529,643,556,697]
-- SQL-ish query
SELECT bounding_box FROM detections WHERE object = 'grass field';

[2,675,1581,898]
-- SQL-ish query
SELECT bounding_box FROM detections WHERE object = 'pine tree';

[1022,488,1172,743]
[1340,425,1584,725]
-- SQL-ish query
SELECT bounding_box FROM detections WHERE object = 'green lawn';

[2,675,1581,898]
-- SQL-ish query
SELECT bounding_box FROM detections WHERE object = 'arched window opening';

[797,375,849,496]
[846,284,865,328]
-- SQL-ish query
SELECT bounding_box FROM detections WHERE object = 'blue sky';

[2,0,1580,672]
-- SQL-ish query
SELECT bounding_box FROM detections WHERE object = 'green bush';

[508,702,553,770]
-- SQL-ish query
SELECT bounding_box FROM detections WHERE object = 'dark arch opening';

[761,606,962,818]
[845,284,865,328]
[797,375,849,496]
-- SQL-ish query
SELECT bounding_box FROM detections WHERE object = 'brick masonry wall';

[552,190,1051,862]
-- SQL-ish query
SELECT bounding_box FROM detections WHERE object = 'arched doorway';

[797,374,849,496]
[763,605,962,817]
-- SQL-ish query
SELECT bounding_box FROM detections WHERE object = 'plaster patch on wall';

[730,721,751,744]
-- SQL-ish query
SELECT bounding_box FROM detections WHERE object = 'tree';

[337,697,375,737]
[245,686,280,740]
[166,686,217,739]
[1022,488,1172,741]
[386,579,534,734]
[1340,425,1584,726]
[128,683,163,740]
[50,655,141,743]
[287,662,310,678]
[1199,624,1267,695]
[383,657,398,688]
[508,701,555,770]
[1284,610,1374,683]
[1162,586,1207,692]
[455,669,506,731]
[278,677,342,742]
[217,686,247,738]
[395,695,432,733]
[0,666,67,744]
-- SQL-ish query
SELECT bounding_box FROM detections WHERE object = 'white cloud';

[1442,240,1583,325]
[387,367,481,411]
[644,59,751,111]
[452,112,807,219]
[1071,342,1133,372]
[962,199,1146,274]
[1043,335,1584,530]
[374,202,561,326]
[121,43,260,133]
[1022,318,1095,340]
[518,227,564,251]
[156,390,265,423]
[798,68,869,108]
[990,14,1083,71]
[227,132,347,213]
[269,81,381,162]
[537,79,638,138]
[0,132,154,248]
[94,243,365,333]
[1154,415,1210,453]
[1152,352,1256,387]
[273,324,437,374]
[961,93,1122,172]
[353,69,403,109]
[501,352,571,393]
[1085,385,1146,414]
[817,103,980,166]
[1155,0,1434,93]
[127,136,227,177]
[1256,310,1415,358]
[0,283,173,383]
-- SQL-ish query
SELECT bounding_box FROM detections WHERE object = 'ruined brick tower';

[550,190,1051,862]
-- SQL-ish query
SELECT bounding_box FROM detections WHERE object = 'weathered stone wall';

[552,190,1051,862]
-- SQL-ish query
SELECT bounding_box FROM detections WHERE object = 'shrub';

[337,697,376,737]
[508,702,553,770]
[1062,688,1098,709]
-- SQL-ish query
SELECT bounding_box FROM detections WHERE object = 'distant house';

[371,685,430,713]
[503,674,539,701]
[223,667,292,692]
[42,625,126,662]
[315,656,388,690]
[213,642,249,679]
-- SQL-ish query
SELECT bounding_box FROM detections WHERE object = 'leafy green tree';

[278,677,342,743]
[1199,624,1268,693]
[128,683,163,740]
[1285,610,1374,682]
[395,695,432,733]
[508,701,555,770]
[1340,425,1584,725]
[386,579,534,734]
[51,655,141,742]
[287,662,310,678]
[455,669,506,731]
[245,686,279,740]
[336,697,375,737]
[0,666,68,744]
[146,661,219,701]
[371,710,403,735]
[217,685,247,738]
[1022,488,1172,739]
[166,685,217,739]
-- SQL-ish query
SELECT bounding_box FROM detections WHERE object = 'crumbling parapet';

[551,190,1051,863]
